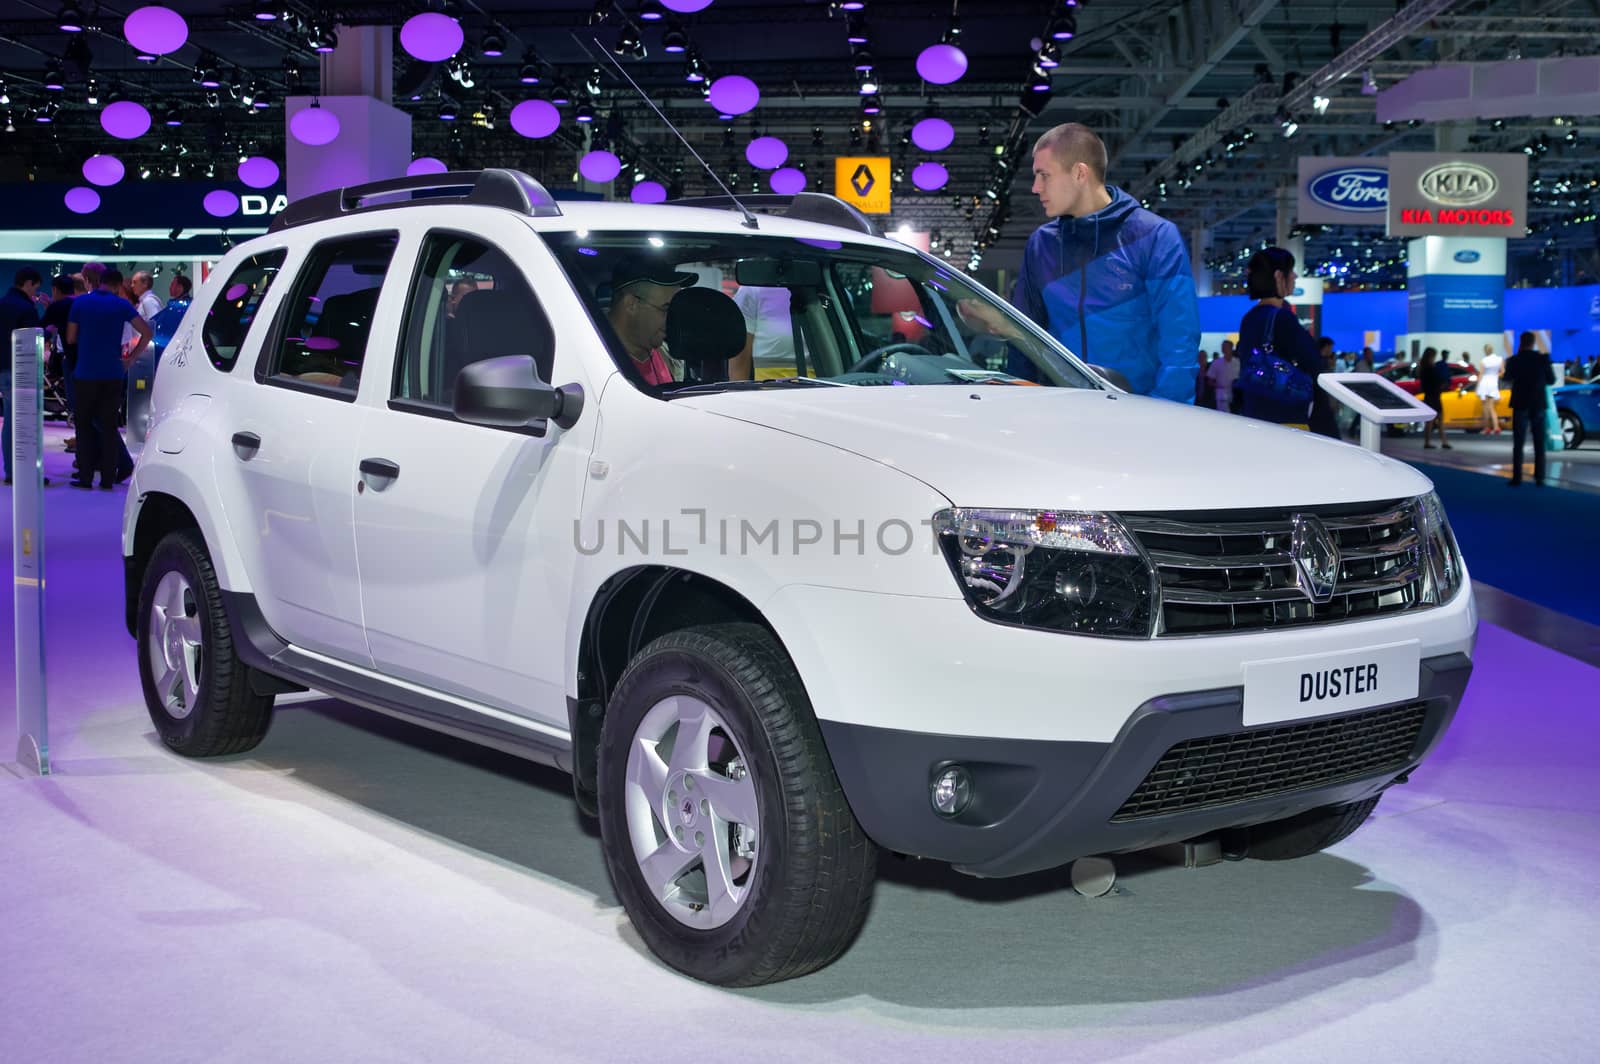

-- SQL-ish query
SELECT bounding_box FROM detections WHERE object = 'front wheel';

[597,623,877,986]
[1246,795,1381,861]
[1560,410,1585,449]
[136,530,274,756]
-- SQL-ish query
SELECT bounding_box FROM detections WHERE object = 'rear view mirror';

[454,355,584,430]
[1087,363,1131,391]
[735,257,823,287]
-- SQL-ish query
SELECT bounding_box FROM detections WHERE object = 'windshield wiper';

[665,377,848,397]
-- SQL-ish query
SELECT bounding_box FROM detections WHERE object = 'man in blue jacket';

[1010,124,1200,403]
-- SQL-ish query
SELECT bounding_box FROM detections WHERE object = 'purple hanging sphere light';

[510,99,560,139]
[237,156,280,188]
[203,190,240,218]
[662,0,714,12]
[400,12,463,63]
[631,180,668,204]
[745,136,788,170]
[64,187,101,215]
[290,105,341,146]
[82,154,125,186]
[579,150,622,183]
[100,100,152,139]
[124,6,188,55]
[768,167,806,196]
[916,43,967,85]
[707,75,759,116]
[911,116,954,152]
[407,157,448,176]
[912,162,949,192]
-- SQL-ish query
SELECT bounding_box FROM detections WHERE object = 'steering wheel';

[847,342,939,375]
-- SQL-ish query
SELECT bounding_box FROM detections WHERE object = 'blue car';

[1556,379,1599,449]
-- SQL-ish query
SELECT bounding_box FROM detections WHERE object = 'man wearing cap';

[608,258,697,386]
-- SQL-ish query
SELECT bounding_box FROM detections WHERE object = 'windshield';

[545,230,1101,395]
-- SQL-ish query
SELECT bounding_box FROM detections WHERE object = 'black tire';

[136,530,274,757]
[1247,795,1381,861]
[1559,410,1585,449]
[597,622,877,986]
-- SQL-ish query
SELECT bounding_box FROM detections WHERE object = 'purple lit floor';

[4,427,1599,1063]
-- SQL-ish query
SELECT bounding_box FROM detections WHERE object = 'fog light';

[930,766,973,817]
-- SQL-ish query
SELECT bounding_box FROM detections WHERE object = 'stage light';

[480,31,505,57]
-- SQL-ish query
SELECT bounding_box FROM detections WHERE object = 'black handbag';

[1239,306,1314,405]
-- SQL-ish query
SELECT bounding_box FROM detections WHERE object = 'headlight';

[932,508,1156,637]
[1415,491,1464,604]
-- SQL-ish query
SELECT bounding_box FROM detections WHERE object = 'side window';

[203,250,285,371]
[394,231,554,408]
[264,232,398,393]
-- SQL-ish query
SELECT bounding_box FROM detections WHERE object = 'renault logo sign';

[1419,162,1499,206]
[1290,514,1340,604]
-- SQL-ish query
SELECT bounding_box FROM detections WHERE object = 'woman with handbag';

[1235,247,1321,429]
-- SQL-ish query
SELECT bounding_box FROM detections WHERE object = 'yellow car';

[1380,360,1511,431]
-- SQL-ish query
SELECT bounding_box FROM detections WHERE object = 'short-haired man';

[169,274,193,301]
[1,267,45,484]
[131,270,164,320]
[1012,123,1200,402]
[67,268,149,489]
[605,258,697,385]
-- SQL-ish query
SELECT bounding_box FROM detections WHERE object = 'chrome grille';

[1123,502,1426,636]
[1111,701,1428,822]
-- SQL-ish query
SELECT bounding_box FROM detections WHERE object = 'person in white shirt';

[130,271,164,321]
[732,285,795,380]
[1476,341,1504,436]
[1204,339,1239,412]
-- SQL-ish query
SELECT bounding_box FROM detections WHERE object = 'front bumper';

[819,652,1471,878]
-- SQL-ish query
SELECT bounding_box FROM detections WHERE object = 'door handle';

[358,457,400,489]
[231,431,261,459]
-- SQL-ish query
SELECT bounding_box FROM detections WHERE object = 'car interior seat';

[446,287,555,400]
[666,287,748,384]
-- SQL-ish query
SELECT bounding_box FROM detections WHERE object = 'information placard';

[11,326,49,775]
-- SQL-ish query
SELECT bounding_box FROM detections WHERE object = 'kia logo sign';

[1307,167,1388,212]
[1419,162,1499,206]
[1453,250,1481,263]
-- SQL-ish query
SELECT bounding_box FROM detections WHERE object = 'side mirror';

[1087,363,1132,391]
[453,355,584,431]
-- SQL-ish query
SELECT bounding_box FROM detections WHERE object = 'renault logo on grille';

[1290,514,1340,603]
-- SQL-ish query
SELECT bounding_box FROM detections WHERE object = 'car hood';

[678,387,1434,511]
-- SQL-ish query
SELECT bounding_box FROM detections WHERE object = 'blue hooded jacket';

[1011,186,1200,403]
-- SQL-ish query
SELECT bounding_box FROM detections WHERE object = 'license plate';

[1242,641,1421,727]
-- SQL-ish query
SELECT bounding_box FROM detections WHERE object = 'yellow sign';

[834,157,892,214]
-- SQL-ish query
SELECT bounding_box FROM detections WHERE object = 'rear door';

[218,230,401,664]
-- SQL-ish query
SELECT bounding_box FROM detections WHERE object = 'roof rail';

[269,168,561,233]
[668,193,879,237]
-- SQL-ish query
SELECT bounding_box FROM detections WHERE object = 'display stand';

[11,327,49,775]
[1318,372,1437,453]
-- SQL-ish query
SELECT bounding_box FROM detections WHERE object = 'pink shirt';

[633,347,674,385]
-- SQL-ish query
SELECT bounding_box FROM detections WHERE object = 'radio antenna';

[574,33,761,230]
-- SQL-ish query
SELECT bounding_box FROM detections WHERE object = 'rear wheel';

[136,530,274,756]
[1246,795,1382,861]
[597,623,876,986]
[1560,410,1585,449]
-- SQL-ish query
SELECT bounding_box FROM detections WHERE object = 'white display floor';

[4,461,1598,1062]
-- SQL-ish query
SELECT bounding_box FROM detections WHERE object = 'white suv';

[123,170,1476,986]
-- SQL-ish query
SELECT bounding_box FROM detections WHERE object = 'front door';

[350,226,596,729]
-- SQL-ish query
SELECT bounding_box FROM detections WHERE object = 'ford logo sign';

[1419,162,1499,206]
[1453,250,1481,263]
[1293,286,1306,296]
[1307,167,1389,212]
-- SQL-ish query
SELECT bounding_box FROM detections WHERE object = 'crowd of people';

[1,261,191,489]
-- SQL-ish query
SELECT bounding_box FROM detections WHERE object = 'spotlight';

[168,227,182,240]
[219,232,232,250]
[683,51,707,83]
[85,79,98,105]
[480,32,506,57]
[585,67,603,95]
[309,23,336,53]
[58,2,85,32]
[576,103,595,123]
[640,0,666,20]
[253,0,279,21]
[1048,14,1076,39]
[861,94,882,115]
[845,14,869,45]
[112,230,124,252]
[1280,112,1299,138]
[812,125,825,148]
[858,69,879,95]
[140,166,152,179]
[438,100,457,121]
[165,107,183,126]
[0,83,7,105]
[1037,41,1060,69]
[518,63,541,84]
[662,22,688,53]
[852,47,874,73]
[44,64,65,91]
[1361,69,1378,96]
[1313,95,1330,115]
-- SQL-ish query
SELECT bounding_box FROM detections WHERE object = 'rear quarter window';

[202,250,287,371]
